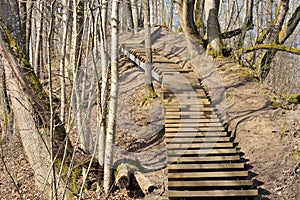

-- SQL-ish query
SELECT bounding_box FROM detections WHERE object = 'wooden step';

[163,99,210,105]
[165,115,219,119]
[165,107,214,112]
[168,189,258,197]
[165,137,230,143]
[168,155,241,163]
[168,171,248,179]
[166,127,225,132]
[166,143,234,149]
[162,88,205,93]
[165,118,221,123]
[166,111,214,116]
[167,163,244,170]
[165,122,223,127]
[167,148,237,156]
[165,132,227,137]
[168,180,253,187]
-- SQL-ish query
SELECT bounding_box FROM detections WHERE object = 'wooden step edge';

[168,180,253,187]
[166,143,234,149]
[168,189,258,197]
[167,163,244,170]
[167,155,241,163]
[167,171,249,178]
[167,148,237,156]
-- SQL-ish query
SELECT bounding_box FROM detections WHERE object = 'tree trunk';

[168,0,174,31]
[0,19,75,199]
[131,0,139,34]
[103,0,120,195]
[175,0,205,58]
[98,0,109,168]
[59,0,70,124]
[205,0,223,57]
[143,0,156,97]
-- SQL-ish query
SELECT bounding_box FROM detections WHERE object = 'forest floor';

[1,30,300,200]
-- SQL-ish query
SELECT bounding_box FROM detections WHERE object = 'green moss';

[280,94,300,104]
[177,27,183,32]
[293,149,300,160]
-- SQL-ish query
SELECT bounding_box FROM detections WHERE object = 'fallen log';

[134,171,157,195]
[115,163,131,189]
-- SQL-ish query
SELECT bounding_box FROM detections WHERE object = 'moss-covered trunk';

[0,18,79,199]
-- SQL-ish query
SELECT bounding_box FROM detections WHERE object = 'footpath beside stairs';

[121,30,258,199]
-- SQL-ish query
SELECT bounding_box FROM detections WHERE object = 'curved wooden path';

[121,30,258,199]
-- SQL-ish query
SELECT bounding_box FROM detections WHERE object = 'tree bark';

[103,0,120,195]
[134,171,157,195]
[205,0,223,57]
[0,19,75,199]
[131,0,139,34]
[143,0,156,97]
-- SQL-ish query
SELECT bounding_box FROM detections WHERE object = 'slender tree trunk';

[143,0,156,97]
[59,0,70,124]
[168,0,174,31]
[98,0,109,168]
[126,0,134,32]
[103,0,120,195]
[161,0,166,25]
[153,0,158,25]
[33,1,43,79]
[131,0,139,34]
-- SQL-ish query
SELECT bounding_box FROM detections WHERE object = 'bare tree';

[143,0,156,97]
[103,0,120,195]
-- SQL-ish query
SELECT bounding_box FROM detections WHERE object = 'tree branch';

[238,44,300,55]
[220,23,254,39]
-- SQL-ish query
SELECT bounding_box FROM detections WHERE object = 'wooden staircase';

[121,38,258,199]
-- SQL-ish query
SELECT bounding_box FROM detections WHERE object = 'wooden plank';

[163,99,210,104]
[166,114,219,118]
[167,163,244,170]
[165,122,223,127]
[165,118,220,123]
[166,143,234,149]
[167,155,240,163]
[165,132,227,137]
[165,107,214,112]
[168,171,248,179]
[168,190,258,197]
[164,115,219,119]
[167,148,237,156]
[166,112,214,116]
[166,127,224,132]
[165,137,230,143]
[161,88,206,93]
[168,180,253,187]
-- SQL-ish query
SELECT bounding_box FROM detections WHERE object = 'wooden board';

[165,122,223,127]
[166,143,234,149]
[165,118,221,123]
[168,171,248,179]
[168,180,253,187]
[167,148,237,156]
[164,107,214,112]
[167,163,244,170]
[165,137,230,143]
[165,127,224,132]
[166,112,219,119]
[165,132,227,137]
[167,155,240,163]
[168,190,258,197]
